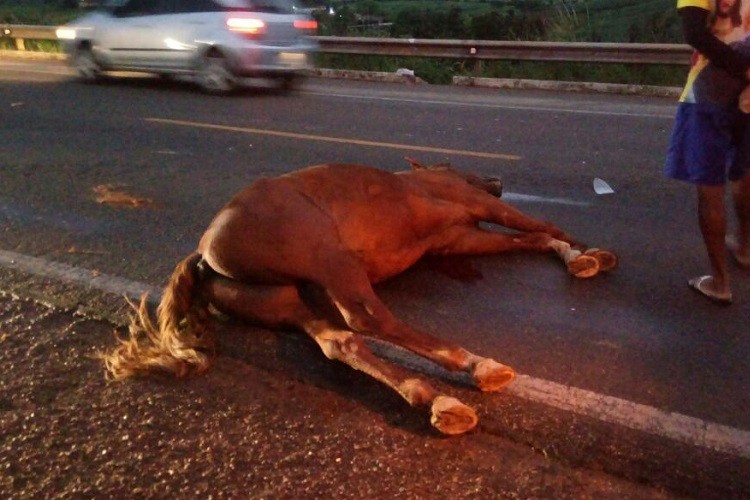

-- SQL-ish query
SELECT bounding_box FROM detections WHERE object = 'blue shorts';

[664,103,750,185]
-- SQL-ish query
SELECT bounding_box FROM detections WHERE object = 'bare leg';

[696,184,731,295]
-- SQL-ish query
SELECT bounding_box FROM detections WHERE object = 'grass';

[0,4,81,25]
[316,53,687,86]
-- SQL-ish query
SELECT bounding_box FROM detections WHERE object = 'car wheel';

[276,75,301,94]
[197,53,236,95]
[73,46,102,83]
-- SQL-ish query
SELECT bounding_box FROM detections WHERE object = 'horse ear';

[405,157,426,170]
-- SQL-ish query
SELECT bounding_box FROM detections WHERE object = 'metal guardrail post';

[1,24,61,51]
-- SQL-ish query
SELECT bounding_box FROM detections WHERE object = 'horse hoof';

[567,254,599,278]
[473,358,515,392]
[585,248,618,272]
[430,396,478,435]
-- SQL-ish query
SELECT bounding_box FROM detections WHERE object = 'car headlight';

[56,27,77,40]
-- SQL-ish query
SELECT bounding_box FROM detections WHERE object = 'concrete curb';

[0,48,66,60]
[303,67,426,85]
[452,75,682,98]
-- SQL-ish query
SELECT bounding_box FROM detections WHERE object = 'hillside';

[582,0,680,42]
[330,0,681,43]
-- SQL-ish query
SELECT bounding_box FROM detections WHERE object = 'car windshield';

[100,0,296,14]
[219,0,296,14]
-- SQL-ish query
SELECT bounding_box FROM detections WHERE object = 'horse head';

[404,157,503,197]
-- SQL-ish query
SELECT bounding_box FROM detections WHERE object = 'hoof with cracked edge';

[567,254,599,278]
[473,358,516,392]
[430,396,478,435]
[584,248,618,272]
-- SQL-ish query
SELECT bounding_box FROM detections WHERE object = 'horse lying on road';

[103,159,617,435]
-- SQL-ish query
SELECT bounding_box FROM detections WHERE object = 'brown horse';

[103,159,617,435]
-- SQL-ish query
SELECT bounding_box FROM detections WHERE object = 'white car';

[56,0,318,94]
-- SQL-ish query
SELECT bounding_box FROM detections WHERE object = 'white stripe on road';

[503,192,590,207]
[0,249,160,299]
[1,248,748,459]
[510,375,750,459]
[303,91,677,119]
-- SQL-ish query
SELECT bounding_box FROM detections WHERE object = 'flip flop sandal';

[726,235,750,268]
[688,275,732,305]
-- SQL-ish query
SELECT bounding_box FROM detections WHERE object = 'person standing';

[664,0,750,304]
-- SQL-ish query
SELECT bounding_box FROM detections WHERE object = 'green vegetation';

[0,0,686,85]
[312,0,684,85]
[0,2,81,24]
[0,0,82,50]
[313,0,680,42]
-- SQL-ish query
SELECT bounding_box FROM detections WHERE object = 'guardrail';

[0,24,55,51]
[1,23,693,66]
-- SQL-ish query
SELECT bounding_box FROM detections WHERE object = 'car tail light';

[226,16,266,38]
[293,19,318,32]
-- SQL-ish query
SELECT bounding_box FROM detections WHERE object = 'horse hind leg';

[202,274,480,435]
[304,322,479,435]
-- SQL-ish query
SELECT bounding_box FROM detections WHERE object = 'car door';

[156,0,218,70]
[96,0,173,69]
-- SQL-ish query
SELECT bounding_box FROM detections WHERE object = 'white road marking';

[303,91,677,119]
[1,247,748,459]
[0,249,160,299]
[503,192,590,207]
[510,375,750,459]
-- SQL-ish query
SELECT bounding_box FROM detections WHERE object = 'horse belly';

[358,245,430,283]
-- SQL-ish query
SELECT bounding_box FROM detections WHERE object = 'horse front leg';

[464,195,619,271]
[468,194,580,244]
[202,275,480,435]
[434,227,607,278]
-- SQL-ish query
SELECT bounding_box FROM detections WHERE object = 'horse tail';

[102,252,215,380]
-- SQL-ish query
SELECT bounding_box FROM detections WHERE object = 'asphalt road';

[1,56,749,497]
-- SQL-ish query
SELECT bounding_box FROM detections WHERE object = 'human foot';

[726,235,750,268]
[688,275,732,305]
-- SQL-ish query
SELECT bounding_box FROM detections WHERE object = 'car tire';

[276,75,301,94]
[196,53,236,95]
[72,45,102,83]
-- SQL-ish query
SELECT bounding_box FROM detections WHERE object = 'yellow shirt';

[678,0,750,103]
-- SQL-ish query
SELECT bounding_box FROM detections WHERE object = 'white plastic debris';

[395,68,415,77]
[593,178,614,195]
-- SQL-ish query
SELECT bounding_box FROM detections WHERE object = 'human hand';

[740,84,750,113]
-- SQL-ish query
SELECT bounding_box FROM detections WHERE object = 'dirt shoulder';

[0,290,682,499]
